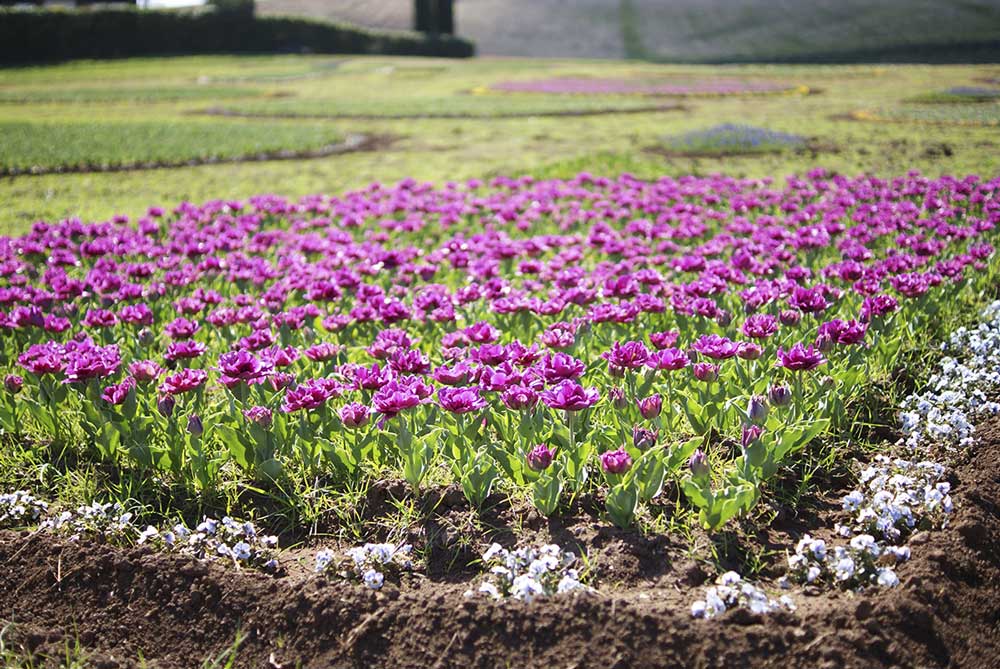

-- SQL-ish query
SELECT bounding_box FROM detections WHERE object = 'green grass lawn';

[857,102,1000,125]
[0,85,260,104]
[0,120,345,174]
[0,55,998,234]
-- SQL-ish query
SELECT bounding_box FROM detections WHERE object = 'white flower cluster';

[782,301,1000,594]
[139,516,279,571]
[691,571,796,619]
[465,543,587,603]
[841,456,953,542]
[783,533,909,590]
[315,542,414,590]
[899,300,1000,451]
[41,500,139,542]
[0,490,48,528]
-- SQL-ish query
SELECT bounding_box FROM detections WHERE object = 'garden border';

[0,133,393,178]
[195,104,688,122]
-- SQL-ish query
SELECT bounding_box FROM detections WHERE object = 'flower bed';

[0,171,996,539]
[850,105,1000,126]
[657,124,809,156]
[489,77,802,96]
[906,86,1000,104]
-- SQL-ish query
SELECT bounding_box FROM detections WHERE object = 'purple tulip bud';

[609,387,628,411]
[632,426,658,451]
[768,384,793,407]
[741,423,764,449]
[689,449,710,479]
[638,394,662,420]
[779,310,801,326]
[715,309,733,328]
[526,444,555,472]
[692,362,719,382]
[747,395,769,425]
[815,331,835,353]
[187,414,204,436]
[600,448,632,475]
[157,394,175,418]
[4,374,23,394]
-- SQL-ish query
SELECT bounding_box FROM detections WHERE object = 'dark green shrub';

[0,7,474,64]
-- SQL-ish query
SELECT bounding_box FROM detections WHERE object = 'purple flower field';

[0,170,996,531]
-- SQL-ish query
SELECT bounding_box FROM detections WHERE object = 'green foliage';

[0,120,343,173]
[0,86,258,104]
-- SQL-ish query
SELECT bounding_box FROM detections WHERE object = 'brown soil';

[2,419,999,668]
[0,134,393,179]
[196,104,687,122]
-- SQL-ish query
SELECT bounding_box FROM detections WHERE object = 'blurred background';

[0,0,998,231]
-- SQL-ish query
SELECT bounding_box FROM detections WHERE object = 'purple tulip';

[187,414,204,436]
[64,345,121,383]
[600,448,632,475]
[692,362,719,382]
[164,340,207,362]
[645,348,690,371]
[217,350,270,386]
[101,380,134,405]
[372,382,423,417]
[776,343,826,371]
[649,330,679,350]
[768,384,793,407]
[741,314,778,339]
[692,334,739,360]
[540,353,586,382]
[4,374,23,394]
[243,406,273,429]
[689,449,710,478]
[609,386,628,410]
[747,395,769,425]
[540,380,600,412]
[437,386,487,414]
[501,384,539,410]
[638,394,662,420]
[129,360,163,384]
[602,341,650,370]
[156,394,176,418]
[632,425,658,451]
[741,423,764,448]
[526,444,555,471]
[339,402,370,428]
[779,310,802,326]
[284,378,340,413]
[433,364,472,386]
[159,368,208,395]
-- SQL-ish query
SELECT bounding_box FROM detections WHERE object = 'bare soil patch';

[1,419,999,668]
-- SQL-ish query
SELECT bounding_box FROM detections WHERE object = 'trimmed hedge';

[0,8,475,63]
